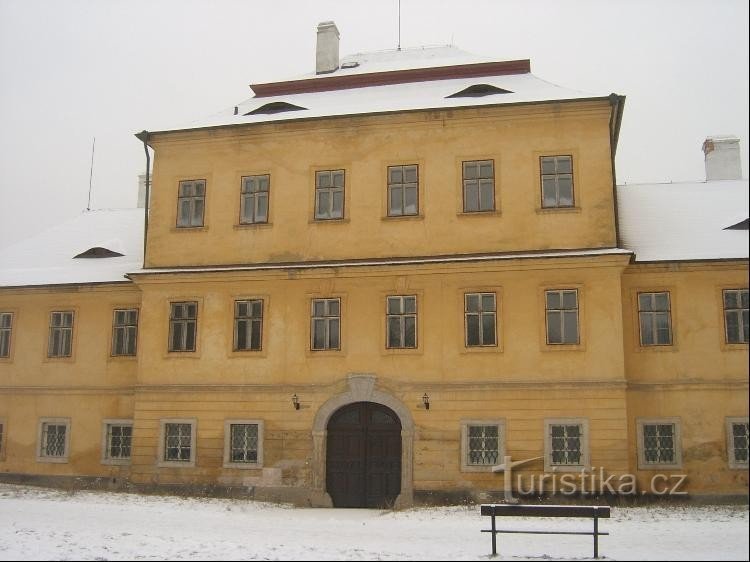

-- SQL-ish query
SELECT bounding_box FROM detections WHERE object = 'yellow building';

[1,23,747,507]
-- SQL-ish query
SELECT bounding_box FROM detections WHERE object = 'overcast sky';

[0,0,747,249]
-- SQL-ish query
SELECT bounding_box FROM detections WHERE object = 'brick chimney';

[702,136,742,181]
[316,21,340,75]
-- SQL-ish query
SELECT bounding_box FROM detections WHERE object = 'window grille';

[41,423,67,458]
[642,423,676,464]
[467,425,500,465]
[550,424,582,465]
[731,421,749,465]
[164,423,192,462]
[229,424,259,463]
[106,424,132,460]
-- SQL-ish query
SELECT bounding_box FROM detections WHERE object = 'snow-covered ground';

[0,484,747,561]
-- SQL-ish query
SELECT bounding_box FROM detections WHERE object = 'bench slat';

[481,504,610,518]
[481,530,610,536]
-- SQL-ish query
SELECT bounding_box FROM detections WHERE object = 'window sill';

[543,343,585,352]
[223,462,264,470]
[456,210,501,217]
[228,349,268,359]
[544,464,589,473]
[101,458,132,466]
[43,356,76,363]
[308,218,349,225]
[460,345,503,354]
[36,456,69,464]
[157,460,196,468]
[306,349,345,358]
[635,345,679,353]
[170,226,209,232]
[108,354,137,362]
[536,206,581,214]
[721,342,748,351]
[636,462,683,471]
[382,347,422,356]
[164,351,201,359]
[234,222,273,230]
[382,214,424,221]
[460,465,498,473]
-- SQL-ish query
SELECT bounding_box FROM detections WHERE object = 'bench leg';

[491,514,497,557]
[593,511,599,559]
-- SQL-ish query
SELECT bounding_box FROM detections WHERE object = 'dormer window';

[73,247,124,259]
[724,218,749,230]
[446,84,512,98]
[245,102,307,116]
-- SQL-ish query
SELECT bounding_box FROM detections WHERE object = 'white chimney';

[702,136,742,181]
[316,21,340,75]
[137,173,149,208]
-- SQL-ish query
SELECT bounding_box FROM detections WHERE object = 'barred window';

[169,302,197,352]
[540,155,574,208]
[163,423,193,462]
[314,170,344,220]
[105,423,132,461]
[462,160,494,212]
[386,295,417,349]
[112,309,138,356]
[642,423,675,464]
[40,421,68,459]
[465,293,496,346]
[545,290,579,344]
[638,292,672,346]
[727,418,749,468]
[229,424,259,463]
[723,289,749,344]
[0,422,4,457]
[467,425,500,465]
[311,298,340,350]
[176,180,206,227]
[387,165,418,216]
[240,175,270,224]
[48,311,74,358]
[234,300,263,351]
[0,312,12,358]
[548,423,583,466]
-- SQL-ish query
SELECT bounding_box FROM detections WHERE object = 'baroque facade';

[0,23,747,507]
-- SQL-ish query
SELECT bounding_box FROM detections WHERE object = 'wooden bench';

[481,504,611,558]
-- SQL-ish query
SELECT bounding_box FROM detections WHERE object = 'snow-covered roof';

[617,180,749,262]
[146,46,605,135]
[0,209,144,288]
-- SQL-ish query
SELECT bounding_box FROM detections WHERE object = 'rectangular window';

[465,293,497,346]
[314,170,345,220]
[723,289,749,344]
[545,420,588,471]
[0,312,12,358]
[386,295,417,349]
[112,309,138,356]
[104,423,132,461]
[311,298,341,350]
[38,419,70,461]
[163,422,193,462]
[0,422,4,458]
[387,165,418,216]
[638,292,672,346]
[540,155,574,208]
[48,311,74,358]
[176,179,206,227]
[545,290,579,345]
[234,300,263,351]
[727,417,749,469]
[462,160,494,212]
[168,302,197,352]
[230,424,259,463]
[467,425,500,465]
[637,418,681,469]
[240,175,270,224]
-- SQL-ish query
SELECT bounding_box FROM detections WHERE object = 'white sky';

[0,0,747,249]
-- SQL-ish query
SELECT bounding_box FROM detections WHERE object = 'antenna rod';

[87,137,96,211]
[398,0,401,51]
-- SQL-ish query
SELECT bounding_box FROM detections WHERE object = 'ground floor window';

[102,420,133,464]
[37,418,70,463]
[460,420,505,472]
[158,419,196,467]
[727,417,749,469]
[544,418,589,472]
[223,420,264,468]
[637,418,682,469]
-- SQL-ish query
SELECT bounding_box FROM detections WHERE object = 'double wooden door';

[326,402,402,508]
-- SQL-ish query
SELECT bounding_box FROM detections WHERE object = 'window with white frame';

[545,290,579,345]
[314,170,344,220]
[38,418,70,462]
[240,175,270,224]
[0,420,5,459]
[462,160,494,212]
[540,155,574,208]
[723,289,749,344]
[176,179,206,227]
[234,300,263,351]
[311,298,340,350]
[0,312,12,358]
[387,165,418,216]
[461,420,505,472]
[638,292,672,346]
[223,420,264,468]
[159,420,196,466]
[112,309,138,356]
[637,418,682,469]
[102,421,133,463]
[48,311,74,358]
[727,417,749,469]
[545,419,588,472]
[465,293,497,347]
[168,302,197,352]
[386,295,417,349]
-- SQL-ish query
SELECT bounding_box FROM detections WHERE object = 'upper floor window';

[234,300,263,351]
[112,309,138,356]
[311,298,340,350]
[169,302,197,352]
[48,311,74,358]
[240,175,270,224]
[545,290,579,345]
[723,289,748,344]
[176,180,206,227]
[387,165,418,216]
[638,292,672,346]
[465,293,497,347]
[462,160,494,212]
[727,417,749,469]
[315,170,344,220]
[540,155,574,208]
[386,295,417,349]
[0,312,12,358]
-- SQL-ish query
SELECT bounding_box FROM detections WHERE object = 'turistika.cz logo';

[492,455,688,503]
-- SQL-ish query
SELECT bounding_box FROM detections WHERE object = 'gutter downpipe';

[608,94,626,251]
[140,130,151,268]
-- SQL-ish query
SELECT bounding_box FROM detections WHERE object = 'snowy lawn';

[0,484,747,561]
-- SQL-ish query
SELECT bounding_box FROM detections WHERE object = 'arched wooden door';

[326,402,402,508]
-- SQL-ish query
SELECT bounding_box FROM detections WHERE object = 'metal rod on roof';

[87,137,96,211]
[398,0,401,51]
